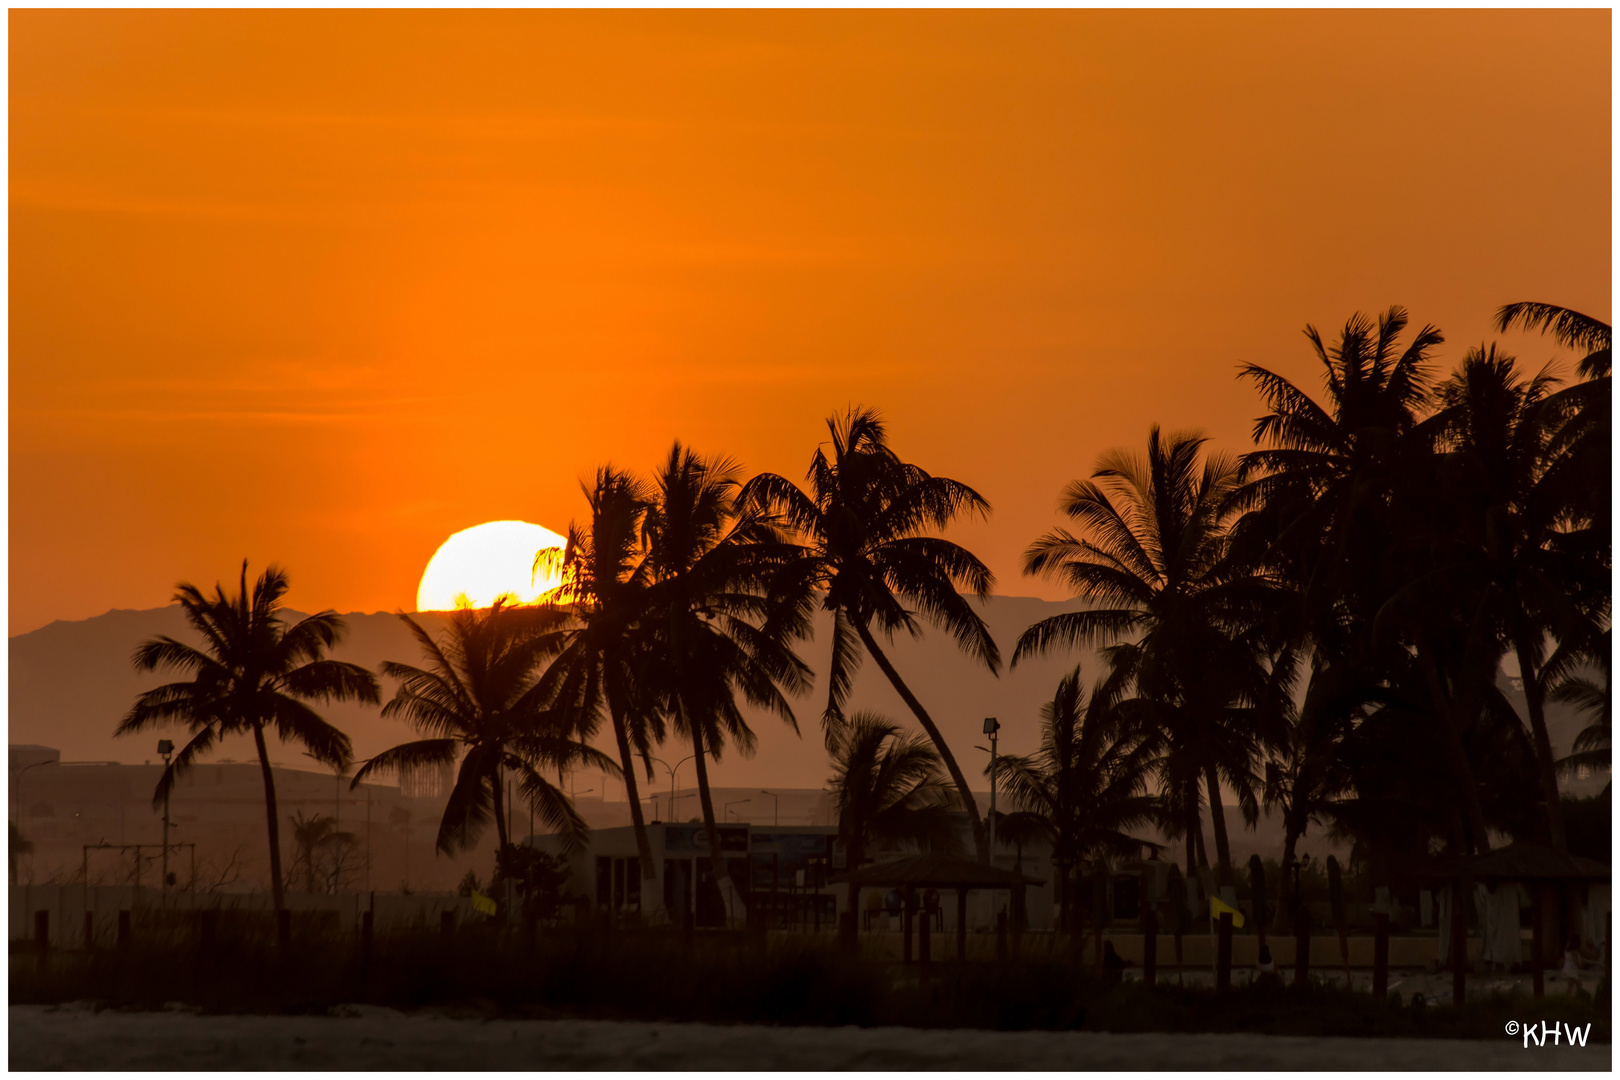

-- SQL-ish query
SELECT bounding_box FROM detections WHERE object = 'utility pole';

[760,790,779,826]
[158,740,174,898]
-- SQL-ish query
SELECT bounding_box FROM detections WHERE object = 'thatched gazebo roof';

[1424,842,1610,883]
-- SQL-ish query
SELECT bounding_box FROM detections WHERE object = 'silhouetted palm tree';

[535,467,666,891]
[641,443,812,921]
[288,811,353,894]
[994,666,1158,929]
[1227,309,1492,862]
[828,712,960,872]
[353,601,615,859]
[1495,302,1611,380]
[745,406,1000,861]
[1433,346,1602,851]
[1015,427,1283,884]
[118,562,379,914]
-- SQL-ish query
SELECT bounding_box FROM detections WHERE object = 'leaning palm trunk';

[608,701,660,887]
[251,720,287,913]
[855,621,989,862]
[688,720,745,923]
[1204,764,1233,886]
[1514,635,1568,853]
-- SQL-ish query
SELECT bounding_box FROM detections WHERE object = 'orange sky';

[10,9,1611,635]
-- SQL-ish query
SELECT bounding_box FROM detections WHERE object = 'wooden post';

[1451,879,1467,1007]
[35,911,49,966]
[902,890,914,965]
[1143,907,1157,987]
[957,889,968,964]
[361,909,375,969]
[277,908,292,950]
[117,910,131,951]
[1531,902,1544,1001]
[996,911,1009,961]
[1293,908,1310,989]
[1216,911,1233,991]
[919,903,931,970]
[1372,912,1389,998]
[84,912,95,952]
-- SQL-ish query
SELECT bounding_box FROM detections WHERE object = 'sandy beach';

[9,1004,1607,1071]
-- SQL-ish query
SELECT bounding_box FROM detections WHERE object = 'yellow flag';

[1209,894,1246,929]
[470,890,497,916]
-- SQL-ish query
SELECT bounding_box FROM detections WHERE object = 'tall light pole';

[158,740,174,896]
[724,797,751,822]
[759,790,779,826]
[982,717,1000,858]
[650,755,697,824]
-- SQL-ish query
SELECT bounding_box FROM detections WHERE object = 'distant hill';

[8,597,1095,792]
[11,597,1601,800]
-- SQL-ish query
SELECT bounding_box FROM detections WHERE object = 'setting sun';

[415,520,567,611]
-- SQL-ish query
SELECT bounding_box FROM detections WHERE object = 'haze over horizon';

[9,9,1609,634]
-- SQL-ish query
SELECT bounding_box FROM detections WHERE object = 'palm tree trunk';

[1514,634,1568,853]
[250,720,286,914]
[854,621,990,862]
[689,719,747,922]
[1204,765,1233,886]
[491,762,509,851]
[607,700,660,886]
[1415,640,1492,853]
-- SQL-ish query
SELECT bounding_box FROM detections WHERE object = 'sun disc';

[416,520,568,612]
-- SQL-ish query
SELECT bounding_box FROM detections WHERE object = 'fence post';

[919,903,931,971]
[84,912,95,953]
[1216,911,1233,991]
[35,911,50,967]
[1450,877,1467,1007]
[117,909,132,951]
[1293,908,1310,989]
[361,909,375,969]
[277,909,292,951]
[1531,903,1544,1001]
[1372,912,1389,998]
[1143,907,1158,987]
[996,912,1008,962]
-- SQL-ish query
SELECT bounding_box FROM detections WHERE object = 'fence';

[9,885,474,949]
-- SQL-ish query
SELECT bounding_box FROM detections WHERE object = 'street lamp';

[982,717,1000,856]
[158,740,174,895]
[650,755,697,824]
[759,790,779,826]
[724,797,751,822]
[12,758,53,825]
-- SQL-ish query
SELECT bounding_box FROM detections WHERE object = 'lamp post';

[651,755,697,824]
[724,797,751,822]
[759,790,779,826]
[12,759,52,826]
[157,740,174,896]
[982,717,1000,856]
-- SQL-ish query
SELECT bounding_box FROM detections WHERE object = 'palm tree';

[1432,346,1603,851]
[744,406,1001,861]
[288,811,353,894]
[640,443,812,921]
[534,467,666,893]
[352,601,615,861]
[993,665,1159,930]
[828,712,961,873]
[117,561,379,914]
[1226,308,1486,863]
[1014,426,1284,886]
[1495,302,1610,380]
